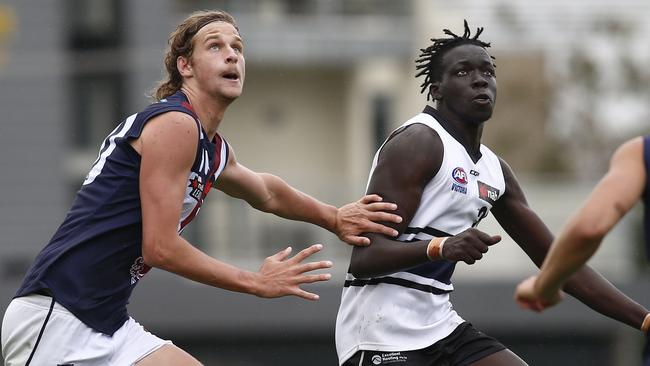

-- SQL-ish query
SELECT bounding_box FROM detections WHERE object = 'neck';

[180,85,233,140]
[434,104,484,157]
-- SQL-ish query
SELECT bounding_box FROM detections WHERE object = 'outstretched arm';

[215,144,401,246]
[491,153,648,330]
[349,124,500,278]
[135,112,330,300]
[515,138,647,317]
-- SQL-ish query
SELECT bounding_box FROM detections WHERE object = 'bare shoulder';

[368,123,444,194]
[493,156,528,207]
[224,140,238,167]
[379,123,442,165]
[607,137,645,188]
[142,111,197,138]
[385,123,441,148]
[612,136,644,162]
[131,112,199,171]
[135,112,197,151]
[497,156,518,184]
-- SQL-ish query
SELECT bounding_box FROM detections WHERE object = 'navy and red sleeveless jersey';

[15,91,229,335]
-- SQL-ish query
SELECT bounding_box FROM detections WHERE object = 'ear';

[177,56,193,78]
[429,81,442,101]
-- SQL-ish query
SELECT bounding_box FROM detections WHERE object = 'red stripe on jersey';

[179,134,225,231]
[203,134,223,195]
[181,101,195,114]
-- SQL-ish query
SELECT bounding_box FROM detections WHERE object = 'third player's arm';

[491,157,648,330]
[534,138,646,300]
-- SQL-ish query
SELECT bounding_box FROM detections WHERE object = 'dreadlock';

[415,20,493,100]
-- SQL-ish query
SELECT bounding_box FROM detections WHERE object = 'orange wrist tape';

[427,237,449,261]
[642,313,650,333]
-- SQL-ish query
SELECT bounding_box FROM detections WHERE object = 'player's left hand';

[335,194,402,246]
[254,244,333,301]
[514,275,563,312]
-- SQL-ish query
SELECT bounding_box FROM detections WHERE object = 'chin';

[479,112,493,122]
[215,89,242,102]
[472,108,494,123]
[224,92,242,101]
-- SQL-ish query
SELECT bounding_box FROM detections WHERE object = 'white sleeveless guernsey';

[335,107,506,365]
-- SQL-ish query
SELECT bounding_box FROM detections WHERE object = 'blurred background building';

[1,0,650,364]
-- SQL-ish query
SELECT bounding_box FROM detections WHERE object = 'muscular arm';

[217,146,338,229]
[534,138,646,300]
[216,145,401,245]
[492,155,647,329]
[138,112,256,292]
[136,112,330,300]
[348,124,441,277]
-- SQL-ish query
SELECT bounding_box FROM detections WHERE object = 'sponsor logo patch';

[371,352,408,364]
[451,183,467,194]
[188,175,205,201]
[478,181,499,204]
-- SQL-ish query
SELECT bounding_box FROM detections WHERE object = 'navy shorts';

[342,322,506,366]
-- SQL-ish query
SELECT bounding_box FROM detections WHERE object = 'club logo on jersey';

[478,181,500,205]
[129,256,151,285]
[188,174,205,201]
[452,167,468,184]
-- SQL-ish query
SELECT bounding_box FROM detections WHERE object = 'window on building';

[372,94,391,150]
[66,0,126,150]
[66,0,123,49]
[65,0,127,191]
[69,73,125,149]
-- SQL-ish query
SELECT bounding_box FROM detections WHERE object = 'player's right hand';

[335,194,402,246]
[441,228,501,264]
[514,275,563,312]
[253,244,332,301]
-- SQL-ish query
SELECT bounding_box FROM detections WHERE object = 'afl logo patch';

[452,167,468,185]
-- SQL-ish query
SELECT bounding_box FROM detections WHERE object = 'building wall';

[0,0,69,280]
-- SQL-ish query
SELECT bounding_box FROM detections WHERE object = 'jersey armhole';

[642,136,650,199]
[121,106,203,160]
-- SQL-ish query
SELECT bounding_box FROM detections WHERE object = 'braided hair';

[415,20,493,100]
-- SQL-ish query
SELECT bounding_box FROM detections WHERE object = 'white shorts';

[1,294,171,366]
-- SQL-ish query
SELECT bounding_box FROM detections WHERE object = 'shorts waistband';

[34,288,54,297]
[14,293,69,314]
